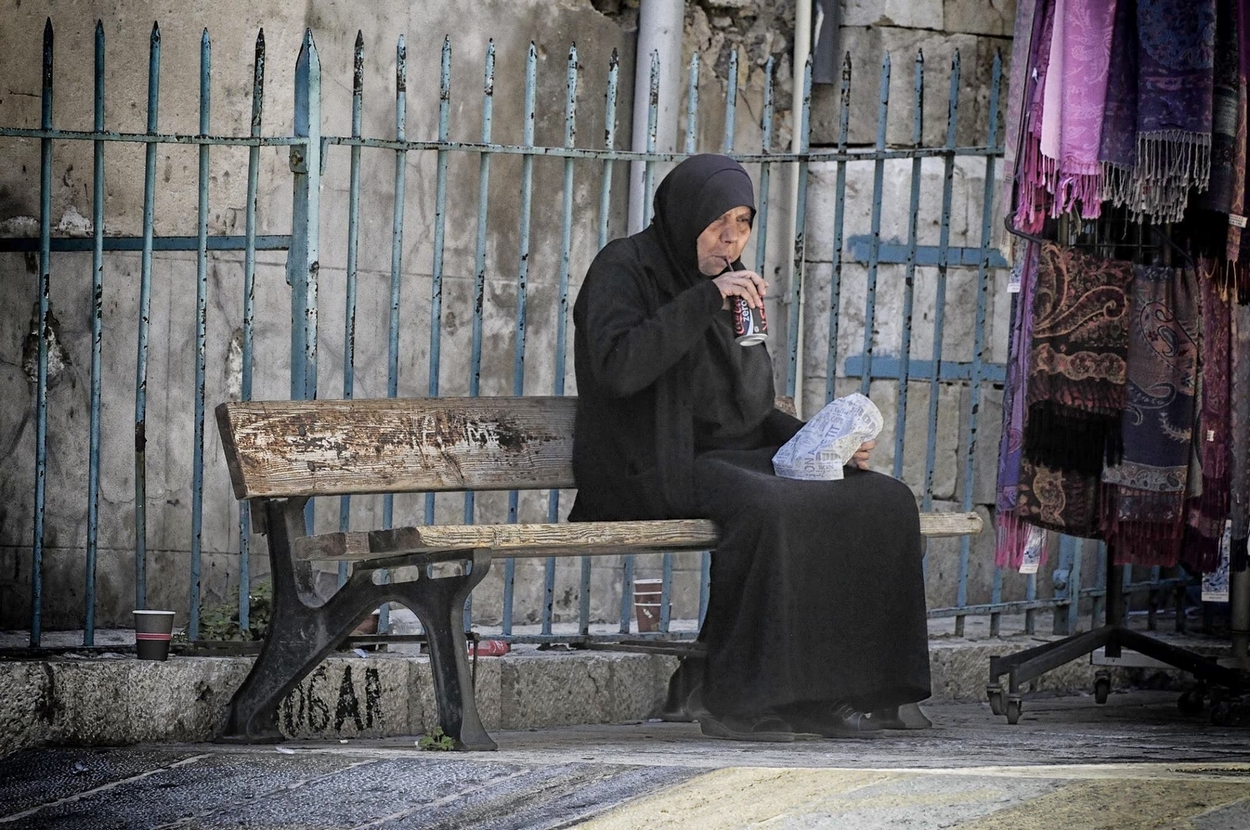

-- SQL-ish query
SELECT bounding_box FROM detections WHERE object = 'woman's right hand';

[712,269,768,309]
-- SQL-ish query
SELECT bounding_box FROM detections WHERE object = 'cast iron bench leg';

[218,499,384,743]
[391,550,496,751]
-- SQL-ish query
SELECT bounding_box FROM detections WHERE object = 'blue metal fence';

[0,18,1185,648]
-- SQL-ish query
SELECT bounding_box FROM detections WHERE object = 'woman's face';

[695,205,753,275]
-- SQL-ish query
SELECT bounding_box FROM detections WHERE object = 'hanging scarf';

[1231,302,1250,569]
[1235,0,1250,298]
[1016,0,1059,234]
[1100,264,1200,567]
[1183,264,1233,572]
[1053,0,1119,215]
[1201,0,1240,215]
[1015,0,1118,226]
[1102,0,1218,223]
[995,242,1041,568]
[1017,457,1103,538]
[1003,0,1042,229]
[1099,0,1139,199]
[1024,243,1133,477]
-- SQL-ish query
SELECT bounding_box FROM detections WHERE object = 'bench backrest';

[215,396,577,501]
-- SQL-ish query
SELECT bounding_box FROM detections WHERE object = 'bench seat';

[214,395,984,751]
[294,512,983,564]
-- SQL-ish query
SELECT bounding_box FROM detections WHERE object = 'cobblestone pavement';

[2,692,1249,829]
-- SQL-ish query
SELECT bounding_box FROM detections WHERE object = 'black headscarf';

[651,154,757,291]
[570,154,790,522]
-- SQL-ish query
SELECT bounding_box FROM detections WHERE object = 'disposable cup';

[633,579,666,633]
[133,610,176,661]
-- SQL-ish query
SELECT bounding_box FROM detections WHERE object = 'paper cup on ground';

[133,610,176,661]
[634,579,665,633]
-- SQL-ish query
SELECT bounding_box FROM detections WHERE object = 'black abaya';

[693,447,930,716]
[569,153,931,719]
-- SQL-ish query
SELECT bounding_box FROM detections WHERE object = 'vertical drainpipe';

[629,0,684,234]
[789,0,813,416]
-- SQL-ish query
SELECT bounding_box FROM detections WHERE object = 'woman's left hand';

[850,439,876,470]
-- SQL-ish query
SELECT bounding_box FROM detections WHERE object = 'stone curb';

[0,638,1210,756]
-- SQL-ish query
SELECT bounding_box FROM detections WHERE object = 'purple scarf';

[1101,264,1200,567]
[1016,0,1118,228]
[1051,0,1119,214]
[1232,302,1250,569]
[1015,0,1059,234]
[1003,0,1042,221]
[996,242,1041,568]
[1101,0,1218,222]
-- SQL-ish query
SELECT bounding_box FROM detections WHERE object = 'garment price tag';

[1201,521,1232,603]
[1008,261,1023,294]
[1019,524,1046,574]
[1230,214,1248,228]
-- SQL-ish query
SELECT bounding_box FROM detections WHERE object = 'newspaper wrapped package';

[772,393,884,481]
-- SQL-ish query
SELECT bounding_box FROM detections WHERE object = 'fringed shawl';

[1100,0,1218,223]
[1017,0,1118,228]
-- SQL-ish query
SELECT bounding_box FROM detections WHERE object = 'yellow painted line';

[853,762,1250,783]
[572,768,905,830]
[571,765,1250,830]
[950,778,1250,830]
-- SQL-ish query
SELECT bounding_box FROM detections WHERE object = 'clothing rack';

[988,210,1247,726]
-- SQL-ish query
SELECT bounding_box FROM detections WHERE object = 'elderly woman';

[569,154,930,741]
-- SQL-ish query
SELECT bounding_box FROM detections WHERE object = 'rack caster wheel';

[1094,672,1111,705]
[1212,701,1248,727]
[1005,695,1023,725]
[1178,687,1206,716]
[987,684,1005,716]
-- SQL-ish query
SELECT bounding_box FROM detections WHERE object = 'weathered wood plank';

[921,510,984,538]
[291,519,721,561]
[215,396,578,500]
[291,512,984,562]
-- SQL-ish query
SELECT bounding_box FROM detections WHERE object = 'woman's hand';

[712,269,768,309]
[850,439,876,470]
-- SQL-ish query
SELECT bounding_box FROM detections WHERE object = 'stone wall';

[1,0,1079,634]
[0,0,637,629]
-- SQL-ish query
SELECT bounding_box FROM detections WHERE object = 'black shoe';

[786,703,882,738]
[866,702,933,730]
[698,712,817,742]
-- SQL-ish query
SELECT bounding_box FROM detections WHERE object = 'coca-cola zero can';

[731,296,768,345]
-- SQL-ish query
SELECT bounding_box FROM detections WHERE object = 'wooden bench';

[214,395,983,750]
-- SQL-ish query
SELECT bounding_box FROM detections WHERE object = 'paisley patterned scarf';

[1101,264,1200,567]
[1024,243,1134,478]
[1017,457,1104,538]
